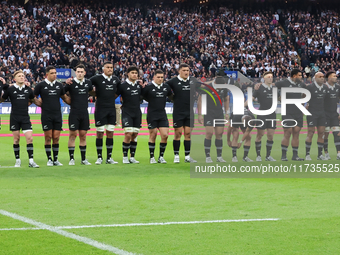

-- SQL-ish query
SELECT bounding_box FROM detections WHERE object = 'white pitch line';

[0,227,41,231]
[0,210,137,255]
[56,218,280,229]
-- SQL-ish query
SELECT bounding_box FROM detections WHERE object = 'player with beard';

[323,71,340,160]
[1,70,39,168]
[304,72,328,160]
[275,69,305,161]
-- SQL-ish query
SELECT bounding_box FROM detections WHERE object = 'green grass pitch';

[0,113,340,254]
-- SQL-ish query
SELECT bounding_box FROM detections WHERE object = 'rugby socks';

[255,141,261,157]
[27,143,33,159]
[96,138,103,159]
[317,142,324,157]
[68,147,75,160]
[184,140,190,156]
[52,144,59,161]
[149,142,155,158]
[204,139,211,157]
[79,146,86,161]
[159,143,167,157]
[266,140,274,157]
[45,144,52,161]
[130,141,137,157]
[232,147,237,157]
[281,144,288,158]
[173,140,180,156]
[305,142,312,156]
[122,142,130,157]
[292,147,299,158]
[324,139,328,153]
[13,144,20,159]
[215,139,223,157]
[106,138,113,159]
[243,146,250,158]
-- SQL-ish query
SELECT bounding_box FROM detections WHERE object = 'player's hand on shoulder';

[254,83,261,90]
[66,78,73,85]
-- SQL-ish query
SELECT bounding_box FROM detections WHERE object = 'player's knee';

[205,132,213,140]
[125,132,132,139]
[161,133,168,140]
[284,129,292,138]
[96,132,104,139]
[26,136,33,144]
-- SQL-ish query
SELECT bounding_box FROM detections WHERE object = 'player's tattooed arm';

[34,96,42,107]
[89,86,96,96]
[61,94,71,105]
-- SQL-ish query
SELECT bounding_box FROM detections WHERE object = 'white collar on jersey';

[262,83,272,89]
[14,83,25,90]
[177,75,189,82]
[152,81,163,89]
[74,78,85,85]
[326,82,335,90]
[314,81,323,90]
[45,78,56,86]
[126,78,138,86]
[102,73,112,81]
[287,77,296,85]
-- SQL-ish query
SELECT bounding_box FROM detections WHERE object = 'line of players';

[199,69,340,163]
[0,63,199,167]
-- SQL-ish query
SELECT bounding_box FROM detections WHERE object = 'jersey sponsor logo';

[156,92,164,97]
[17,94,26,100]
[70,124,75,128]
[131,90,139,95]
[11,125,15,129]
[106,85,114,90]
[182,85,190,90]
[49,90,57,95]
[78,89,86,94]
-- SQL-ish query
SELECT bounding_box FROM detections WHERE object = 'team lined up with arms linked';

[1,64,340,167]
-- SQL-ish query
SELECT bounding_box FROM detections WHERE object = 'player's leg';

[148,127,158,163]
[215,126,225,162]
[129,130,139,164]
[105,111,117,164]
[94,109,105,164]
[68,130,77,165]
[291,126,303,161]
[255,129,265,161]
[242,128,253,162]
[12,130,21,167]
[183,125,196,163]
[123,130,133,163]
[44,129,53,165]
[52,129,62,165]
[324,128,330,157]
[305,116,315,160]
[231,128,239,162]
[204,126,214,163]
[79,130,90,165]
[158,127,169,163]
[316,125,325,159]
[23,129,38,167]
[281,127,292,160]
[265,128,276,161]
[174,125,183,163]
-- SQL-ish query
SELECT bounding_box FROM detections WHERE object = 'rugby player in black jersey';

[34,66,70,166]
[116,66,146,164]
[227,109,255,162]
[90,62,120,165]
[65,64,93,165]
[253,71,277,162]
[142,70,173,164]
[305,72,328,160]
[275,69,305,161]
[1,70,39,168]
[166,63,200,163]
[323,71,340,160]
[197,76,229,163]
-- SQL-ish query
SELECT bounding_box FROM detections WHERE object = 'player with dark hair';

[197,76,229,163]
[90,61,120,165]
[275,68,305,161]
[166,63,200,163]
[34,66,70,166]
[65,64,93,165]
[227,109,256,162]
[142,69,173,164]
[323,71,340,160]
[305,72,328,160]
[117,65,145,164]
[253,71,276,161]
[1,70,39,168]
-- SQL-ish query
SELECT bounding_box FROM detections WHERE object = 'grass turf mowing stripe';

[0,210,137,255]
[55,218,280,229]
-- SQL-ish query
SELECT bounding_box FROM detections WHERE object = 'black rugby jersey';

[65,78,93,112]
[34,79,65,112]
[2,85,34,116]
[90,74,120,108]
